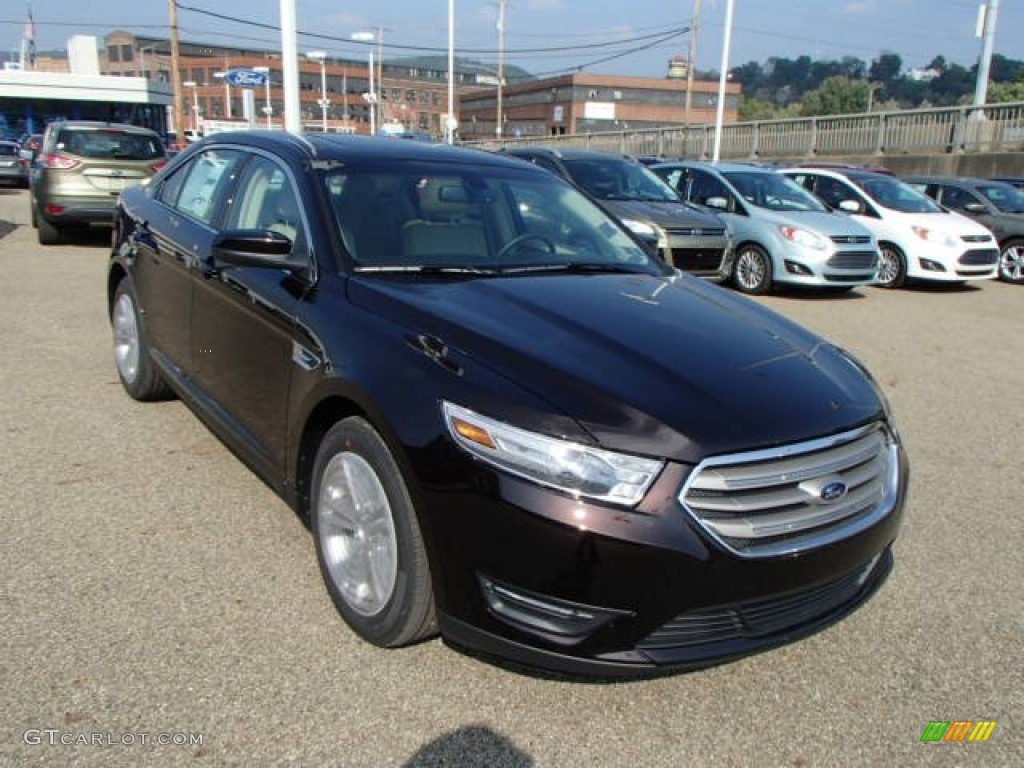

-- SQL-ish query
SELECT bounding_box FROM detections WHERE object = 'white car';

[782,167,999,288]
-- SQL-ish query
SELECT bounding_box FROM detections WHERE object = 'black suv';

[108,131,907,677]
[904,175,1024,284]
[500,146,734,282]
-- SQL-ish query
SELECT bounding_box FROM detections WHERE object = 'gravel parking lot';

[1,186,1020,767]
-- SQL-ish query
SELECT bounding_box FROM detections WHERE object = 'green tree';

[987,79,1024,103]
[799,76,871,117]
[869,53,902,83]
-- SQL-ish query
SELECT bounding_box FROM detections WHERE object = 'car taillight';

[151,161,168,173]
[41,153,80,170]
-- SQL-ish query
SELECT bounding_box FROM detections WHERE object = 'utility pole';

[684,0,702,126]
[711,0,734,164]
[168,0,184,139]
[973,0,1000,108]
[496,0,507,138]
[280,0,301,133]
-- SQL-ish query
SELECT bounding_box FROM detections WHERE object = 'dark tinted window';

[0,143,18,156]
[57,128,165,161]
[563,158,678,202]
[937,185,981,212]
[977,184,1024,213]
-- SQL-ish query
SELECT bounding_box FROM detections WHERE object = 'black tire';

[312,417,437,647]
[876,242,907,289]
[111,277,173,401]
[29,198,37,228]
[998,238,1024,284]
[732,243,773,295]
[37,209,61,245]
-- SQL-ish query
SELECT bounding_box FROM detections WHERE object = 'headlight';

[442,402,664,506]
[911,226,956,247]
[778,225,826,250]
[620,218,658,239]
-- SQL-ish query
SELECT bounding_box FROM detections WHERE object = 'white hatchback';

[782,167,999,288]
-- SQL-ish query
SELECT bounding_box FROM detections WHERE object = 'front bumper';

[772,243,879,287]
[421,442,907,678]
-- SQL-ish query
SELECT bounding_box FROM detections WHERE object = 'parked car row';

[499,148,1024,292]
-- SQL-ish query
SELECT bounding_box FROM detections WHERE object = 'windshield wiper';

[353,265,499,276]
[497,262,649,275]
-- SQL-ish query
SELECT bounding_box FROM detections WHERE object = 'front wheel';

[111,278,173,401]
[998,239,1024,284]
[732,244,773,295]
[876,243,907,289]
[312,417,437,648]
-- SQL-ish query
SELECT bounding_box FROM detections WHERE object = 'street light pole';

[711,0,735,164]
[183,80,200,133]
[254,66,272,128]
[351,32,377,135]
[496,0,506,138]
[214,71,232,119]
[447,0,456,144]
[307,51,329,133]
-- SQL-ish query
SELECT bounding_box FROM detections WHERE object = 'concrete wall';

[772,151,1024,178]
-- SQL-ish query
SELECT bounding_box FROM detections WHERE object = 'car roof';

[193,131,541,173]
[781,166,893,184]
[50,120,160,135]
[902,175,1009,187]
[500,146,636,163]
[654,160,781,175]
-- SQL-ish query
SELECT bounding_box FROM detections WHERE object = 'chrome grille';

[663,227,727,238]
[680,423,899,558]
[961,234,992,243]
[826,251,879,269]
[829,235,871,244]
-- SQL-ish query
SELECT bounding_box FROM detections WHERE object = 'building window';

[108,46,121,62]
[121,45,134,62]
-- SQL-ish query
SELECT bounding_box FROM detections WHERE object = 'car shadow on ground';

[58,227,114,249]
[763,286,869,301]
[403,724,533,767]
[901,280,985,294]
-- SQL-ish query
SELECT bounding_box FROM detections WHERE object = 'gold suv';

[30,121,168,245]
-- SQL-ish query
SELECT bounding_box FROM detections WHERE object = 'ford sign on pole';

[225,68,269,88]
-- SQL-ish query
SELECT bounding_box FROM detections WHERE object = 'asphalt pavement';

[0,187,1020,767]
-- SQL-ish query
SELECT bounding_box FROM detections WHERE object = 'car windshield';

[57,129,165,161]
[562,158,680,203]
[856,177,943,213]
[721,171,827,212]
[977,184,1024,213]
[323,163,665,275]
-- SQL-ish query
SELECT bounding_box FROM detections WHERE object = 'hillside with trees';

[728,53,1024,120]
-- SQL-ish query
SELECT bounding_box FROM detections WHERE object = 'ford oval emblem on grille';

[820,482,847,503]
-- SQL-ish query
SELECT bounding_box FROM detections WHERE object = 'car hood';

[601,199,726,230]
[747,208,872,237]
[882,208,992,237]
[348,273,884,462]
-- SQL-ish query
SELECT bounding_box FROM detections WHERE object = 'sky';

[4,0,1021,79]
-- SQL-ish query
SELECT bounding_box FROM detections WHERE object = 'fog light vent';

[478,574,632,646]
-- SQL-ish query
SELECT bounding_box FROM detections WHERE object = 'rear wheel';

[36,209,61,245]
[312,417,436,647]
[876,242,907,289]
[732,244,773,295]
[998,239,1024,284]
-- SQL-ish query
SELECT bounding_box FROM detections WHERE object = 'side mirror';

[705,196,729,211]
[838,199,861,213]
[963,201,987,215]
[211,229,293,269]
